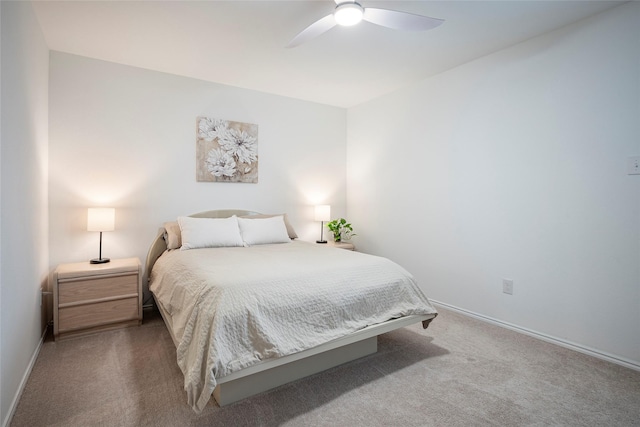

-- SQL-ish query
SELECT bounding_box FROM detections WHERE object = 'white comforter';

[149,240,437,412]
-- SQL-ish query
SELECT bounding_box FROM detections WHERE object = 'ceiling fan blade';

[286,14,337,48]
[363,8,444,31]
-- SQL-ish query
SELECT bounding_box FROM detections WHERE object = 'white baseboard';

[2,326,47,427]
[431,300,640,372]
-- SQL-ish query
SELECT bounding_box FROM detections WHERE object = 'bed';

[146,209,438,412]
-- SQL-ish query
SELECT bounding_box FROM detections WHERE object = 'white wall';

[347,2,639,367]
[0,1,50,425]
[48,53,347,287]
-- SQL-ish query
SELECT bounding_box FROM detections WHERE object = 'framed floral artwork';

[196,117,259,183]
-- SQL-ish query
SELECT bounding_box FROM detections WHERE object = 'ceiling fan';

[286,0,444,48]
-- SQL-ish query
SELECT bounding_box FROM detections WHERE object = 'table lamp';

[314,205,330,244]
[87,208,115,264]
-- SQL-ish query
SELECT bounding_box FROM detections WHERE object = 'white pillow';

[177,215,244,250]
[239,213,298,239]
[237,215,291,246]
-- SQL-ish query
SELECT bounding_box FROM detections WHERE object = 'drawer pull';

[59,271,138,283]
[59,293,139,308]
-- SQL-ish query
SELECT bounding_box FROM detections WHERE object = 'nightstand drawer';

[58,297,139,333]
[58,274,138,305]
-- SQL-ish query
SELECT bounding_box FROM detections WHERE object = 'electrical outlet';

[503,279,514,295]
[628,156,640,175]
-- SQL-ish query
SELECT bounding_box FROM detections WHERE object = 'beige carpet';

[10,308,640,426]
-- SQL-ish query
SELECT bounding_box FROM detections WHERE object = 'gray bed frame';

[145,209,436,407]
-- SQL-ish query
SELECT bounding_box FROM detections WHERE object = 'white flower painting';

[196,117,258,183]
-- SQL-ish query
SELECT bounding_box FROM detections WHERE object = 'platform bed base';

[155,297,435,407]
[214,336,377,406]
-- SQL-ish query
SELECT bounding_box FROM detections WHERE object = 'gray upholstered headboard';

[144,209,260,282]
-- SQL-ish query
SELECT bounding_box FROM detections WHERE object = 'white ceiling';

[32,0,625,108]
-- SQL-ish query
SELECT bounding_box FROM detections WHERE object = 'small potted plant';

[326,218,356,242]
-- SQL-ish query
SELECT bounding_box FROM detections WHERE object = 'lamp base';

[316,240,327,244]
[90,257,110,264]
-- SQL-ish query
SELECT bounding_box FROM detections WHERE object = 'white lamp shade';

[314,205,331,222]
[87,208,115,232]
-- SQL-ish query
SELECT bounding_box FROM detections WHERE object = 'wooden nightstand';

[326,241,355,251]
[53,257,142,340]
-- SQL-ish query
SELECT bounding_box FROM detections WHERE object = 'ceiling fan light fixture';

[334,2,364,27]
